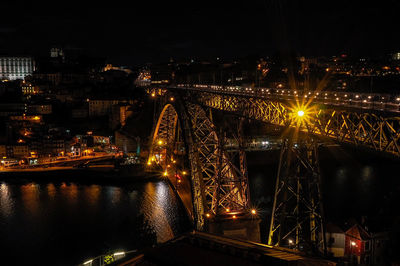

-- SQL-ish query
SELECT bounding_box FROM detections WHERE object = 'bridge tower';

[147,90,260,241]
[268,139,326,255]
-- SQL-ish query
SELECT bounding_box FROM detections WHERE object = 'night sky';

[1,1,399,65]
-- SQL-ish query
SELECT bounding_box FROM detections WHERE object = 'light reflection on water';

[83,184,102,208]
[20,183,40,216]
[141,182,175,243]
[0,179,190,265]
[0,183,13,218]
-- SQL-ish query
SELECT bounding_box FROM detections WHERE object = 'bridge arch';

[148,99,250,230]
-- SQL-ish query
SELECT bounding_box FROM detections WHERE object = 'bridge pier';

[206,215,261,242]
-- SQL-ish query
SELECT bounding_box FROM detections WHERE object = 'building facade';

[0,57,35,80]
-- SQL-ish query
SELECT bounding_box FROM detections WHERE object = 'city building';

[88,99,134,117]
[27,104,52,115]
[0,57,35,80]
[345,224,372,265]
[392,52,400,61]
[0,144,29,159]
[21,81,42,95]
[325,223,346,258]
[110,104,133,129]
[0,103,26,117]
[115,130,140,155]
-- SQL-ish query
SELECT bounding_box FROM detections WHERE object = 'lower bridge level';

[115,231,336,266]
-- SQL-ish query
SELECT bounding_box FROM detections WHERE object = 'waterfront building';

[0,144,29,159]
[0,57,35,80]
[325,223,346,258]
[345,224,372,265]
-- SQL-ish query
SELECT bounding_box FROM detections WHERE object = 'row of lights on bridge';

[205,208,257,220]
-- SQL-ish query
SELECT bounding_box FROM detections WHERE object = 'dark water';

[247,145,400,243]
[1,146,400,265]
[0,179,191,266]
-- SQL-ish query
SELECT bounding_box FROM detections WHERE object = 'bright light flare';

[297,110,305,117]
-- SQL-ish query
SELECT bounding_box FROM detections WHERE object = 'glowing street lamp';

[288,239,294,248]
[297,110,305,117]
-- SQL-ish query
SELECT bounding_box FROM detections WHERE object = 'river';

[0,178,191,265]
[1,145,400,265]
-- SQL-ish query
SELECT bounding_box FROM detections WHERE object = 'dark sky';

[1,0,399,65]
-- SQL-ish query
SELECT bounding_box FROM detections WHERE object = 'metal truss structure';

[148,100,250,230]
[195,92,400,156]
[268,139,326,254]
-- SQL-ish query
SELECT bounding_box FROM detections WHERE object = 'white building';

[0,57,35,80]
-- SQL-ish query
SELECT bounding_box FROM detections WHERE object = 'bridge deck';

[174,84,400,114]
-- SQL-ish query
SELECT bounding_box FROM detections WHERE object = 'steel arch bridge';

[148,100,250,231]
[147,84,400,255]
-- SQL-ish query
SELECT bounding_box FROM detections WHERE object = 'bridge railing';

[174,84,400,113]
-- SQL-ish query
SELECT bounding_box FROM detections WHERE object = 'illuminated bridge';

[145,83,400,257]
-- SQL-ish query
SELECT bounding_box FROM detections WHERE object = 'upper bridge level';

[174,84,400,114]
[148,84,400,157]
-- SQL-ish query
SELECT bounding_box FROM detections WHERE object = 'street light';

[288,239,294,248]
[350,240,357,262]
[297,110,305,117]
